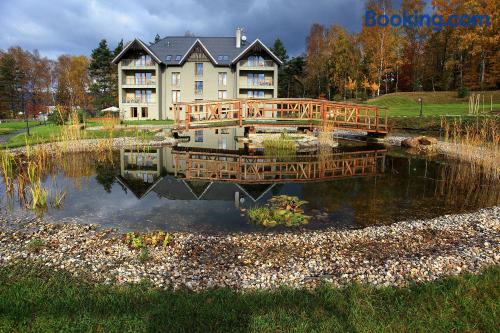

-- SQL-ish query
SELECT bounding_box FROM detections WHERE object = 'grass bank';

[0,263,497,332]
[368,91,500,117]
[4,123,155,148]
[0,120,40,135]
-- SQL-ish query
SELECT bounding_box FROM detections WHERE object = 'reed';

[440,116,499,181]
[26,161,48,210]
[0,151,15,192]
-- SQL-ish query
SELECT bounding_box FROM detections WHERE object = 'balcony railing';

[124,78,156,85]
[122,98,156,104]
[240,59,275,68]
[122,59,156,67]
[194,89,203,97]
[243,80,274,87]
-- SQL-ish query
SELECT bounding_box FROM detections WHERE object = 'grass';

[122,119,174,125]
[4,124,155,148]
[0,263,498,332]
[0,120,40,134]
[368,91,500,117]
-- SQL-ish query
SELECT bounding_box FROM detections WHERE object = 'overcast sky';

[0,0,371,59]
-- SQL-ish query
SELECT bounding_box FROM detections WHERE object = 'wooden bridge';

[173,98,388,135]
[172,149,386,184]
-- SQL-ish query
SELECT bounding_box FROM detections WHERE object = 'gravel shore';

[1,207,498,291]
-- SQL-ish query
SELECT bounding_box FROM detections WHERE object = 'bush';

[457,86,469,99]
[47,111,64,125]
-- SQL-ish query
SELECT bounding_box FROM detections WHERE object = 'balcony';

[121,59,156,68]
[239,59,275,70]
[122,78,156,87]
[122,97,156,104]
[239,80,275,89]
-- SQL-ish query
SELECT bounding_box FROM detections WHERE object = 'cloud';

[0,0,366,59]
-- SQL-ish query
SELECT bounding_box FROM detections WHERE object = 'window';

[134,90,153,103]
[217,55,223,61]
[172,90,181,103]
[218,72,227,86]
[166,55,172,61]
[175,55,181,61]
[135,54,152,66]
[248,55,265,66]
[218,137,227,149]
[218,90,227,100]
[220,128,229,134]
[141,107,148,118]
[195,130,203,142]
[248,90,265,98]
[130,107,138,117]
[195,81,203,96]
[247,73,265,86]
[171,72,180,87]
[195,63,203,76]
[135,72,152,85]
[217,55,229,62]
[223,55,229,61]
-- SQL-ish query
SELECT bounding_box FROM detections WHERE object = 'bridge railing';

[172,149,386,183]
[173,98,387,134]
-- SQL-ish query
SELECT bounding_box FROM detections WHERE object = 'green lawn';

[0,120,40,134]
[4,124,154,148]
[0,263,498,332]
[122,119,174,125]
[368,91,500,117]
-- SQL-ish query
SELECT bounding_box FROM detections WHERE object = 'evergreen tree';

[89,39,115,111]
[270,38,289,62]
[152,34,161,45]
[113,39,123,57]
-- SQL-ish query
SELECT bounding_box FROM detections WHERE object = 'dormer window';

[223,55,229,61]
[166,55,172,61]
[175,55,181,61]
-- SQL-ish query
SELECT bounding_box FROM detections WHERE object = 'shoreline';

[1,206,498,291]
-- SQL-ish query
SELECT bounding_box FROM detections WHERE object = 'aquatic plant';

[26,239,45,253]
[50,189,67,209]
[124,231,174,249]
[440,116,499,180]
[248,195,311,227]
[26,162,48,210]
[263,133,297,155]
[0,151,15,192]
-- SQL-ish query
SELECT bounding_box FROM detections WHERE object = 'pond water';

[1,130,498,233]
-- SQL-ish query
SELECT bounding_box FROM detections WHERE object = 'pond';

[1,130,498,233]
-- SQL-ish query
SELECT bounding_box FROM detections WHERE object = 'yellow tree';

[359,0,399,95]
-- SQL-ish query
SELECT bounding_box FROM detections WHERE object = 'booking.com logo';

[365,10,491,31]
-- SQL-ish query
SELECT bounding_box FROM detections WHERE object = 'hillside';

[368,91,500,117]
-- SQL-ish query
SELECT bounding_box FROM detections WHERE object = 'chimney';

[235,27,241,48]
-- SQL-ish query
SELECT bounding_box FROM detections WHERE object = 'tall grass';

[0,151,15,192]
[263,132,297,159]
[440,116,499,180]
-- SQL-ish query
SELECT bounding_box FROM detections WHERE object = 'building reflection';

[117,129,386,204]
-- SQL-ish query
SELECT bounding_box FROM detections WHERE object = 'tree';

[89,39,115,112]
[270,39,289,62]
[56,55,90,118]
[305,23,328,97]
[152,34,161,45]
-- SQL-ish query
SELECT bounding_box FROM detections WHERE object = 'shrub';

[457,86,469,99]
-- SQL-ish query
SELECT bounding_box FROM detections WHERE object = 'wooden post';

[185,105,191,130]
[238,101,242,127]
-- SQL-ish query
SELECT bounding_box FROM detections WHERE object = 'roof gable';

[231,39,283,65]
[179,39,218,65]
[111,39,162,64]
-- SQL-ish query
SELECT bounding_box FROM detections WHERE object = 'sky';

[0,0,369,59]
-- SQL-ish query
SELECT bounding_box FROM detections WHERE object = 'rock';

[401,136,438,152]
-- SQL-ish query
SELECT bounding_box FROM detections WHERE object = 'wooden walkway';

[172,149,386,184]
[173,98,388,135]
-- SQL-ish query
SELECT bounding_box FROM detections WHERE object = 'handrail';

[173,98,388,134]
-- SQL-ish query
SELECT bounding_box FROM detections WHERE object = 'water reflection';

[0,129,498,233]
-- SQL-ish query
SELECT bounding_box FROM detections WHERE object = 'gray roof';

[112,36,283,66]
[149,36,252,65]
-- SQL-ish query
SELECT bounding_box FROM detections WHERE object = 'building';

[112,28,282,120]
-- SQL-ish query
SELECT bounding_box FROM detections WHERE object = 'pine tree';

[153,34,161,45]
[270,38,289,62]
[89,39,115,111]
